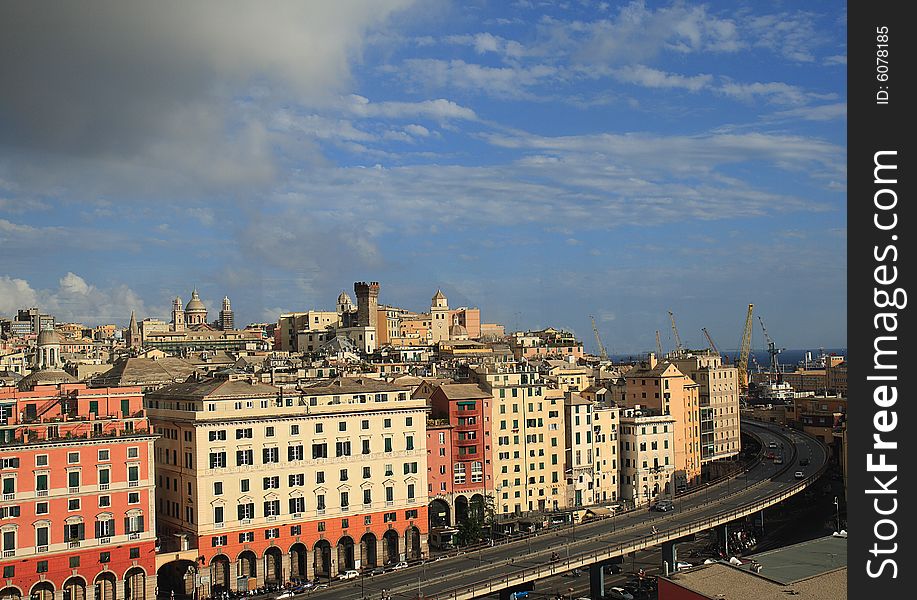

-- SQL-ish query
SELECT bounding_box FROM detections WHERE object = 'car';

[391,561,409,570]
[368,567,386,576]
[800,457,810,466]
[768,442,778,448]
[562,568,583,577]
[773,458,783,465]
[652,500,674,512]
[606,563,624,574]
[607,587,635,600]
[794,471,805,479]
[340,570,359,580]
[675,561,693,571]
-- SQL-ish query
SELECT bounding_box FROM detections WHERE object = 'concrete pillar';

[419,533,429,559]
[589,563,605,600]
[282,551,292,584]
[329,545,338,576]
[716,524,729,556]
[305,548,315,581]
[662,533,695,572]
[377,538,387,566]
[144,574,156,600]
[256,555,266,587]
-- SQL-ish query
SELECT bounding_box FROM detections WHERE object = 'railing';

[2,550,14,557]
[128,533,141,540]
[99,484,110,491]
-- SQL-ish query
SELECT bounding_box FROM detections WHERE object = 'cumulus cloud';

[0,273,158,324]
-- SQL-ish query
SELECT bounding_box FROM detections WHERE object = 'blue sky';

[0,1,846,354]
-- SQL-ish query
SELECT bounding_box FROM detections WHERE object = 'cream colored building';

[619,407,676,506]
[564,393,598,507]
[470,363,566,515]
[278,311,341,352]
[593,403,621,504]
[672,352,741,463]
[624,355,701,489]
[145,373,429,593]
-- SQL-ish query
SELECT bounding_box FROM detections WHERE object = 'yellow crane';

[737,304,755,394]
[701,327,719,356]
[590,315,608,361]
[668,311,683,357]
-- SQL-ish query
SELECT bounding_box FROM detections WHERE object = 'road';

[305,420,826,600]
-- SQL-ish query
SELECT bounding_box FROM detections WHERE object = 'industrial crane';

[701,327,719,356]
[737,304,755,394]
[590,315,608,361]
[668,311,683,357]
[655,330,663,358]
[758,315,785,383]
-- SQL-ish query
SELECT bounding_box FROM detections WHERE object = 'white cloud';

[773,103,847,122]
[345,95,478,121]
[717,81,811,106]
[611,65,713,92]
[397,59,558,99]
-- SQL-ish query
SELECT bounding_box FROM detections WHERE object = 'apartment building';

[671,353,741,463]
[145,373,428,596]
[564,393,598,507]
[624,355,701,489]
[592,403,621,504]
[470,364,566,515]
[619,408,676,507]
[0,383,156,600]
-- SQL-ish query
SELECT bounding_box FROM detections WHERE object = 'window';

[209,452,227,469]
[406,417,413,426]
[340,491,349,508]
[338,421,347,432]
[128,465,139,485]
[64,521,84,541]
[262,447,279,464]
[363,489,372,505]
[339,469,348,482]
[125,514,145,534]
[127,447,139,459]
[384,438,393,452]
[37,561,48,573]
[316,495,326,511]
[383,512,396,523]
[289,474,305,487]
[36,501,49,514]
[335,441,351,457]
[263,476,280,490]
[364,515,372,525]
[36,455,48,467]
[362,439,371,454]
[384,418,392,428]
[211,536,227,547]
[288,445,304,461]
[312,443,328,459]
[97,450,110,461]
[384,464,393,476]
[68,452,79,464]
[407,484,415,500]
[214,482,223,495]
[290,425,299,435]
[237,503,255,520]
[361,420,370,430]
[405,509,418,520]
[68,498,80,511]
[264,500,280,517]
[265,528,279,539]
[130,547,140,559]
[290,525,301,536]
[317,522,325,532]
[385,487,394,502]
[362,466,371,479]
[265,426,275,437]
[406,435,414,451]
[236,428,253,439]
[2,566,13,578]
[214,506,224,524]
[208,430,226,442]
[316,472,325,484]
[315,423,323,434]
[289,497,305,514]
[95,518,115,538]
[238,532,254,543]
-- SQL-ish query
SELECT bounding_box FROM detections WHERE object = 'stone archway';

[264,547,283,585]
[62,577,86,600]
[29,583,54,600]
[0,587,22,600]
[237,550,257,580]
[157,559,197,599]
[383,529,400,565]
[313,540,332,579]
[359,533,377,569]
[429,498,451,528]
[454,495,469,524]
[209,555,230,597]
[289,544,308,581]
[405,526,422,560]
[124,568,146,600]
[94,572,117,600]
[336,537,355,573]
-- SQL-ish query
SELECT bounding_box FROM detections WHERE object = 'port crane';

[668,311,684,357]
[655,330,663,358]
[737,304,755,394]
[590,315,608,361]
[758,315,785,383]
[701,327,720,356]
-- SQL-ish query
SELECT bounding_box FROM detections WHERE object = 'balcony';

[37,546,48,553]
[69,487,80,494]
[266,515,277,522]
[99,537,111,544]
[2,550,14,557]
[241,518,251,525]
[68,541,81,549]
[99,484,110,491]
[128,533,141,540]
[36,490,48,497]
[128,481,139,488]
[214,522,224,528]
[2,493,13,501]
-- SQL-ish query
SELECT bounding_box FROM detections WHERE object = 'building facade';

[619,408,676,507]
[0,383,156,600]
[145,374,429,596]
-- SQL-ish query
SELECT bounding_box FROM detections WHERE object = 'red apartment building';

[0,383,156,600]
[427,383,493,545]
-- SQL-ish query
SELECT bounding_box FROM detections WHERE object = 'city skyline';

[0,1,847,354]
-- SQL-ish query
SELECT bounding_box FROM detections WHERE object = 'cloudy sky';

[0,0,846,354]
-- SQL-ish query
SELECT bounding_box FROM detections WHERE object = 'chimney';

[648,352,658,369]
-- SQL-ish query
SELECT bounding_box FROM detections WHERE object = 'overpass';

[308,420,829,600]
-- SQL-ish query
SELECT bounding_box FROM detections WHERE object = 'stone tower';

[430,289,449,342]
[171,296,185,332]
[127,310,141,348]
[354,281,379,332]
[219,296,234,330]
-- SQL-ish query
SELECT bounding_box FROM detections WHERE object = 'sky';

[0,0,847,354]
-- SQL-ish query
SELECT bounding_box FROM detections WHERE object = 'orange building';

[0,382,156,600]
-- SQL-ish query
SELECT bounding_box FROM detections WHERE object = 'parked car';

[768,442,778,448]
[607,587,635,600]
[653,500,675,512]
[774,458,783,465]
[369,567,386,576]
[675,561,693,571]
[392,561,409,571]
[340,570,359,580]
[794,471,805,479]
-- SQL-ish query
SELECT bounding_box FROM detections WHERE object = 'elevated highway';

[309,420,828,600]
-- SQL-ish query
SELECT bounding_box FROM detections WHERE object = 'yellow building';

[624,355,701,488]
[471,363,566,515]
[619,407,676,506]
[593,403,621,504]
[671,352,741,463]
[145,373,429,592]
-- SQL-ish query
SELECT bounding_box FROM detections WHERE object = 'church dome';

[186,290,207,312]
[36,329,62,346]
[449,323,468,337]
[18,369,77,391]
